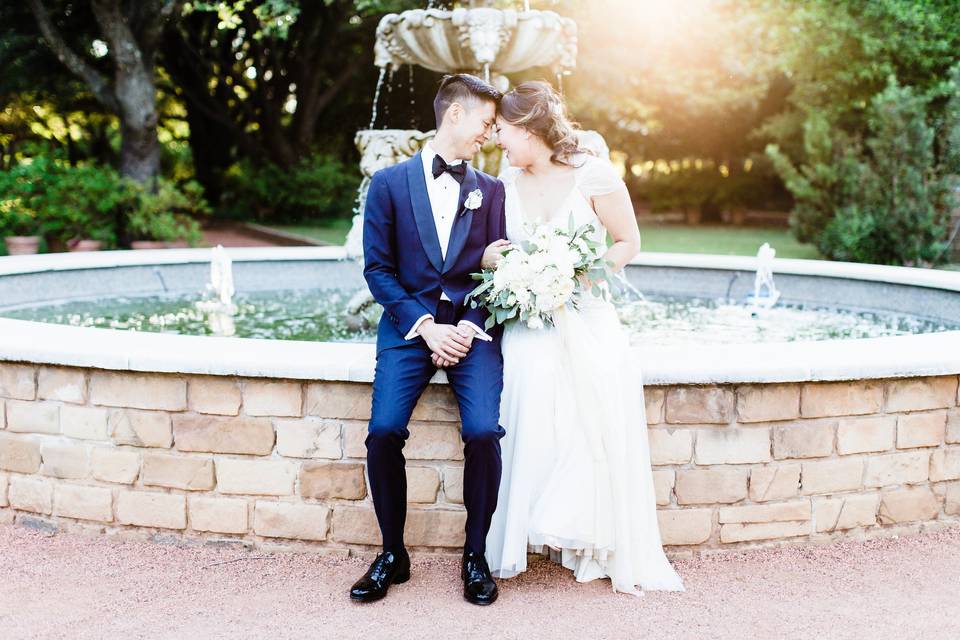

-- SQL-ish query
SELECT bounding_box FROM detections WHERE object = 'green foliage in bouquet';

[467,215,614,331]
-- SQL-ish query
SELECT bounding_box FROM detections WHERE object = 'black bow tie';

[432,154,466,184]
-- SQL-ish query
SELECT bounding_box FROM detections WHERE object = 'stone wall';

[1,362,958,556]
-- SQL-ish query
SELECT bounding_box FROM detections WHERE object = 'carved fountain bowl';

[375,8,577,75]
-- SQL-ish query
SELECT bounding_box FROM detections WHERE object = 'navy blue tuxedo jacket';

[362,153,507,355]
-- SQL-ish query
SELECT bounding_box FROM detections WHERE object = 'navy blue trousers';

[366,301,505,555]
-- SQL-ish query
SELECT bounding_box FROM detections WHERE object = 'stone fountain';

[344,0,582,261]
[343,1,592,326]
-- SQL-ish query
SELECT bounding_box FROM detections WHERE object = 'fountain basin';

[375,8,577,75]
[0,247,958,555]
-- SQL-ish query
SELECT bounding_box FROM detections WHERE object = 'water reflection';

[2,289,956,345]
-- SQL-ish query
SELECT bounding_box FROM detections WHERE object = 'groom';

[350,74,507,606]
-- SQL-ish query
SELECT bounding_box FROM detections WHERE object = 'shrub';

[0,187,39,237]
[125,179,209,245]
[768,72,960,266]
[220,152,359,223]
[0,157,212,249]
[0,157,125,248]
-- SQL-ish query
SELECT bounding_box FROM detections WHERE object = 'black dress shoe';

[349,550,411,603]
[461,550,498,606]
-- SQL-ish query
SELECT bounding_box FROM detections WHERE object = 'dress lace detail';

[485,155,685,596]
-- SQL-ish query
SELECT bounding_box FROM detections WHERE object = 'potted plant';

[41,206,116,252]
[0,198,41,255]
[127,180,208,249]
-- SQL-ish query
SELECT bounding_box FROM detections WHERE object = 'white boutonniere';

[461,188,483,216]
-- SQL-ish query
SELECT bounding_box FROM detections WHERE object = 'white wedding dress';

[484,154,685,596]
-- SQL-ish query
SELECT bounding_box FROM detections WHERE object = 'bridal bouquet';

[467,215,613,330]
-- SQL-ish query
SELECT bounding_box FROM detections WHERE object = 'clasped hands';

[418,319,476,369]
[420,239,512,369]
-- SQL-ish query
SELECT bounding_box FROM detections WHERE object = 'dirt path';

[1,523,958,640]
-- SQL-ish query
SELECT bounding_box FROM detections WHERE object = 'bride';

[479,81,684,595]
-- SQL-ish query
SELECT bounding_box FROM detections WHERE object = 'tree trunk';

[114,67,161,182]
[29,0,179,184]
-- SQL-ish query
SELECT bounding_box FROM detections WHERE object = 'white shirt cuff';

[405,314,433,340]
[458,320,493,342]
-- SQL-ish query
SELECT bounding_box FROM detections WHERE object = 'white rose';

[527,251,549,273]
[493,265,511,290]
[527,315,545,330]
[464,189,483,211]
[531,271,556,297]
[547,235,569,257]
[535,294,557,314]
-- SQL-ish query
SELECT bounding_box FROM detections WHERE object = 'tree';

[159,0,420,204]
[27,0,183,182]
[550,0,786,218]
[768,73,960,266]
[757,0,960,156]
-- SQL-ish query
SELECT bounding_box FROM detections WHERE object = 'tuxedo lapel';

[442,165,478,274]
[405,153,444,273]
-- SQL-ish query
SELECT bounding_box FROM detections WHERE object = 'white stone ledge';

[631,252,960,292]
[1,317,958,385]
[0,246,350,276]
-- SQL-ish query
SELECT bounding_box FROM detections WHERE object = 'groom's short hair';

[434,74,502,128]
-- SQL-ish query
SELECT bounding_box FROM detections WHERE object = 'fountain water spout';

[747,242,781,315]
[195,244,238,335]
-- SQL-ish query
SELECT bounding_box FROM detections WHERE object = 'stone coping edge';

[0,316,958,384]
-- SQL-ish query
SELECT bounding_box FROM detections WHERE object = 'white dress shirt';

[404,142,492,342]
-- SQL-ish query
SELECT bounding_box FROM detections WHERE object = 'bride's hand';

[481,239,511,270]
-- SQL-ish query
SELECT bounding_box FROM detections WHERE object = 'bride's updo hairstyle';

[498,81,589,167]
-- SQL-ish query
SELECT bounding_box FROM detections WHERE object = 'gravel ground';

[1,522,959,640]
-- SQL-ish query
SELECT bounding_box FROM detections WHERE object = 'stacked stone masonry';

[1,363,958,556]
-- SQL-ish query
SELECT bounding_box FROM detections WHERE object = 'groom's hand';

[432,353,453,368]
[417,319,471,363]
[431,324,476,368]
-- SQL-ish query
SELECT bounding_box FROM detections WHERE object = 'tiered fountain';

[344,0,580,258]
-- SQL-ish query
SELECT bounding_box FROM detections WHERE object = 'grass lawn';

[3,220,957,270]
[635,223,823,259]
[265,218,825,259]
[266,219,355,246]
[263,219,960,269]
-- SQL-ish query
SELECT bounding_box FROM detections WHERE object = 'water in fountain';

[408,65,417,129]
[382,67,395,128]
[368,67,387,130]
[11,288,955,345]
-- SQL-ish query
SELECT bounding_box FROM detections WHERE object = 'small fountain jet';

[195,244,238,335]
[747,242,780,316]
